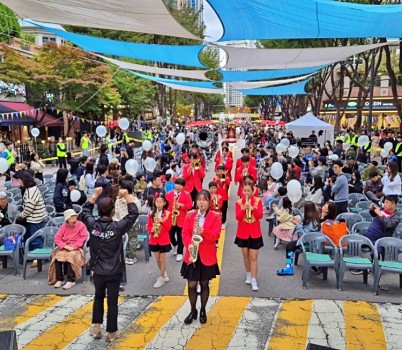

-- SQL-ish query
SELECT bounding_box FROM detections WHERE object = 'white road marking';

[377,303,402,350]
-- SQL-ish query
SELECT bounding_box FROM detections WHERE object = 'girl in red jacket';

[147,193,172,288]
[235,183,264,292]
[181,190,221,325]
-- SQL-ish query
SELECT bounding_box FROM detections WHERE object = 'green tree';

[0,4,20,43]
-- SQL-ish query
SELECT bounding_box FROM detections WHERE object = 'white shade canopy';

[286,113,334,144]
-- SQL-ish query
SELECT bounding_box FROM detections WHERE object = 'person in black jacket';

[94,165,111,202]
[53,168,72,214]
[81,187,138,342]
[348,170,364,194]
[98,145,109,168]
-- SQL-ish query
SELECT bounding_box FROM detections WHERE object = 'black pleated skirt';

[180,259,220,281]
[149,243,172,253]
[234,236,264,250]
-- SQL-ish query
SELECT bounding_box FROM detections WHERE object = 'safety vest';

[351,135,359,147]
[142,130,152,140]
[335,135,343,141]
[363,141,372,153]
[4,149,14,165]
[344,134,351,144]
[56,142,67,157]
[81,137,89,149]
[395,142,402,157]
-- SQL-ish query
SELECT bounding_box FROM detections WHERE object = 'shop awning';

[0,102,64,127]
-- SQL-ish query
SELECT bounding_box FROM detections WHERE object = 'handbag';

[321,221,348,247]
[3,234,20,251]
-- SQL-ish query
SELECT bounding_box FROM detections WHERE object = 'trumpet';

[220,173,226,182]
[213,195,220,210]
[172,194,180,226]
[244,195,255,224]
[193,160,201,170]
[153,215,161,237]
[188,212,203,264]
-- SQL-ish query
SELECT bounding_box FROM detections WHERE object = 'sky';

[203,0,223,42]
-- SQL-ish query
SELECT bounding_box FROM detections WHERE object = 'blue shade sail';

[130,71,221,89]
[218,66,326,82]
[207,0,402,41]
[238,79,311,96]
[31,23,206,68]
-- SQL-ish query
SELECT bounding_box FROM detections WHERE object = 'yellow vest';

[81,137,89,149]
[4,149,14,165]
[56,142,67,157]
[395,142,402,157]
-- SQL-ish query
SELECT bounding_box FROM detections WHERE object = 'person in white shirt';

[381,162,401,196]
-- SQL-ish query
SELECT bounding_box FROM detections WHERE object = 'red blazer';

[212,175,231,201]
[182,210,221,266]
[209,193,223,213]
[147,210,172,246]
[235,166,258,197]
[165,190,193,228]
[214,156,233,180]
[236,156,256,169]
[182,152,190,164]
[214,150,233,163]
[182,163,205,192]
[235,196,263,239]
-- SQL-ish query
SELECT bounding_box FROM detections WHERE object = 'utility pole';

[367,46,376,137]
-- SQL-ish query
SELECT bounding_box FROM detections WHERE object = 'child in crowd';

[271,197,300,248]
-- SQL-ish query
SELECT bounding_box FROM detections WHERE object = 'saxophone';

[172,193,180,226]
[153,214,161,238]
[244,195,255,224]
[188,212,203,264]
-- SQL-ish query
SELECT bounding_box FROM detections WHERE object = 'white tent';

[286,113,334,145]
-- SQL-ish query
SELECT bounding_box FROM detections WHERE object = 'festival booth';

[286,113,334,145]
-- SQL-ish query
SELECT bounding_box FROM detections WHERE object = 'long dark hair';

[151,193,168,220]
[311,176,323,194]
[323,202,337,221]
[197,189,211,202]
[303,201,319,226]
[388,162,398,182]
[56,168,69,184]
[282,197,292,213]
[17,170,36,189]
[85,162,95,175]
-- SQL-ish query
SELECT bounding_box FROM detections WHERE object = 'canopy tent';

[229,74,313,90]
[238,78,310,96]
[162,82,224,95]
[221,42,387,70]
[286,113,334,144]
[2,0,199,40]
[31,23,206,68]
[207,0,402,41]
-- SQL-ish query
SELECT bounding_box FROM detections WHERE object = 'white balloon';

[144,157,156,172]
[176,133,185,145]
[330,154,339,161]
[288,189,303,203]
[166,169,175,176]
[287,179,302,196]
[358,135,369,147]
[289,146,299,158]
[275,143,287,154]
[142,140,152,151]
[96,125,107,138]
[119,118,130,130]
[380,149,389,158]
[280,138,290,148]
[0,158,9,173]
[270,162,283,180]
[125,159,139,176]
[384,142,393,152]
[70,190,81,202]
[31,128,40,138]
[343,142,350,151]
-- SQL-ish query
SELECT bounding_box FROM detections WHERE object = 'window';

[42,37,57,44]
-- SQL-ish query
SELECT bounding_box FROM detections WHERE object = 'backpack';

[79,174,87,194]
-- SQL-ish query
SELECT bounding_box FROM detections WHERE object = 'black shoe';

[199,308,207,324]
[184,310,198,324]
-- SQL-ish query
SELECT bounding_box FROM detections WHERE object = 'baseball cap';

[3,141,12,146]
[0,191,7,198]
[64,209,78,222]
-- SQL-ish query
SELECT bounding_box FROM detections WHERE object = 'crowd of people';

[1,121,402,340]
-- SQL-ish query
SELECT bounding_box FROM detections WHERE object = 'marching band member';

[214,142,233,163]
[191,144,206,169]
[166,178,193,262]
[182,153,206,207]
[235,183,264,292]
[213,165,231,228]
[181,190,221,325]
[235,156,257,197]
[208,182,223,215]
[235,148,257,169]
[147,193,172,288]
[214,146,233,180]
[240,175,259,198]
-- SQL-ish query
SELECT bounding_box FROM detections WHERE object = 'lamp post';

[367,46,377,137]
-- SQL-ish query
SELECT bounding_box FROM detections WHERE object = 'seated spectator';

[304,176,323,206]
[309,156,326,181]
[343,157,358,174]
[0,191,20,228]
[48,209,87,290]
[134,173,148,194]
[362,161,381,181]
[348,170,363,194]
[364,172,384,198]
[54,168,72,214]
[319,202,338,223]
[356,149,368,164]
[67,180,87,206]
[263,176,279,209]
[272,197,299,248]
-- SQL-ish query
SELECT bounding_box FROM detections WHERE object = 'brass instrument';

[220,173,226,182]
[172,194,180,226]
[188,212,203,264]
[153,214,161,237]
[213,195,220,210]
[193,160,201,170]
[244,195,255,224]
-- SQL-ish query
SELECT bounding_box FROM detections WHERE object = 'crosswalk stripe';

[267,300,313,350]
[227,298,280,350]
[307,300,346,350]
[110,296,186,350]
[210,228,226,296]
[145,296,219,349]
[377,303,402,350]
[185,296,251,350]
[344,301,387,350]
[14,295,92,349]
[0,294,64,331]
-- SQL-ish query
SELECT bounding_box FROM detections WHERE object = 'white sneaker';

[173,246,178,256]
[63,281,76,290]
[274,239,280,249]
[164,271,170,282]
[126,257,137,265]
[222,223,226,229]
[245,273,252,285]
[197,283,201,294]
[153,277,166,288]
[54,281,63,288]
[251,279,259,291]
[176,254,183,262]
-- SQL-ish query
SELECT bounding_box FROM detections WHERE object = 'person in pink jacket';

[48,209,87,290]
